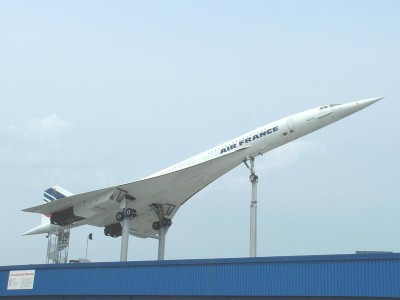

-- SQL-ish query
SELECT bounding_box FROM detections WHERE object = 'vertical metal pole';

[120,199,130,262]
[158,226,166,261]
[250,172,258,257]
[85,237,89,260]
[244,156,258,258]
[120,218,130,261]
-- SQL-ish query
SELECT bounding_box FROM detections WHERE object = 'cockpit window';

[321,104,341,110]
[319,104,340,110]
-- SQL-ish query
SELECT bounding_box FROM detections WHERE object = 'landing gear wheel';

[125,208,137,218]
[161,218,172,227]
[152,221,161,230]
[116,211,124,222]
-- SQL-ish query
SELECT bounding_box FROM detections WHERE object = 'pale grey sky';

[0,1,399,265]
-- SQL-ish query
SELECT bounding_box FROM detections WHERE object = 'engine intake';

[104,223,122,238]
[51,207,85,226]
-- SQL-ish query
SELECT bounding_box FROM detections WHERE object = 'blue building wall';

[1,254,400,299]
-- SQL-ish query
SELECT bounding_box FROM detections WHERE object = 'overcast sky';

[1,1,399,266]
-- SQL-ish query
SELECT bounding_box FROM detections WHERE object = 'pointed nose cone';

[338,96,384,118]
[354,96,384,109]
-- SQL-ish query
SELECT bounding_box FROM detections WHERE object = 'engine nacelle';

[104,223,122,238]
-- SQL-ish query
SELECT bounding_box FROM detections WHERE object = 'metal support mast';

[150,203,172,261]
[158,226,167,260]
[244,156,258,257]
[120,213,130,261]
[115,196,137,262]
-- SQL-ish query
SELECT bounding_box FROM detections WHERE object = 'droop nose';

[338,96,384,117]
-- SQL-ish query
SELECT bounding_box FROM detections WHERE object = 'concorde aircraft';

[23,97,382,259]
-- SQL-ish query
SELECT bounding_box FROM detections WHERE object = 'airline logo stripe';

[44,188,67,201]
[43,193,56,202]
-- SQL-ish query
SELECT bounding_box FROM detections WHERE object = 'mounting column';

[118,198,137,262]
[158,226,166,260]
[150,203,172,261]
[244,156,258,257]
[120,217,130,261]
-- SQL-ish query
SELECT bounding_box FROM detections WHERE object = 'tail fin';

[24,185,74,235]
[43,185,73,203]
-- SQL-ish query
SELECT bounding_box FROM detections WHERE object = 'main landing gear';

[152,217,172,230]
[116,208,137,222]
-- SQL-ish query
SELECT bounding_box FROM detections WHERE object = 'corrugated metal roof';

[1,254,400,298]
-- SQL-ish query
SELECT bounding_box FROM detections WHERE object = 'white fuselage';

[147,97,381,179]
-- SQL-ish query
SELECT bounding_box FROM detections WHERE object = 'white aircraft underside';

[23,97,383,239]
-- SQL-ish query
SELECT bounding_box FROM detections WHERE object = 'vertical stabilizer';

[43,185,73,203]
[24,185,73,235]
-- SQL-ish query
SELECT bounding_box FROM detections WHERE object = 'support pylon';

[244,156,258,257]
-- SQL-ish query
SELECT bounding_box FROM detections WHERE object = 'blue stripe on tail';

[44,188,67,201]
